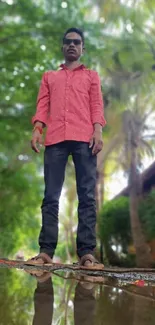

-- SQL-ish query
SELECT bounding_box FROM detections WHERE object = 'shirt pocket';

[72,76,90,96]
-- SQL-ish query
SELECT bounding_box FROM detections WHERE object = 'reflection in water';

[33,278,54,325]
[96,286,134,325]
[0,269,155,325]
[32,277,96,325]
[96,284,155,325]
[74,282,96,325]
[31,273,155,325]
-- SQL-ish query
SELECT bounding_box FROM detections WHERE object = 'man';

[28,27,106,268]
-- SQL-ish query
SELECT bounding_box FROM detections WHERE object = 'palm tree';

[98,90,155,267]
[120,106,154,267]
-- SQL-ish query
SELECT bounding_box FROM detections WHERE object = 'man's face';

[62,32,84,62]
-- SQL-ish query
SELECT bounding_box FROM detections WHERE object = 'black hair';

[63,27,85,45]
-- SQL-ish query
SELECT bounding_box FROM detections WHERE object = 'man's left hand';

[89,130,103,155]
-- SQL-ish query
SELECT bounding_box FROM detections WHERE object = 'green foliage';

[99,192,155,266]
[140,190,155,240]
[0,268,77,325]
[100,190,155,249]
[99,196,131,248]
[1,0,155,260]
[0,269,34,325]
[0,161,42,256]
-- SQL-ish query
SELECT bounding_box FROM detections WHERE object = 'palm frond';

[139,139,154,157]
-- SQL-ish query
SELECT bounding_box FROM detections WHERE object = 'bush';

[99,191,155,266]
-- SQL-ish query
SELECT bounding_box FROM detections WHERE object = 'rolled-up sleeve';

[90,71,106,127]
[32,72,50,125]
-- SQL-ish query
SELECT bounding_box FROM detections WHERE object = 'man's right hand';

[31,129,43,153]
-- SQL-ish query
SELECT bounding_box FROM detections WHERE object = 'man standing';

[28,27,106,268]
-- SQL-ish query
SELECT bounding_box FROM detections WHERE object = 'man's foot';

[25,269,52,283]
[79,254,104,270]
[25,253,53,266]
[76,274,105,290]
[79,278,95,290]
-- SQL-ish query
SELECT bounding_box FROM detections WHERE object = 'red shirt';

[32,64,106,145]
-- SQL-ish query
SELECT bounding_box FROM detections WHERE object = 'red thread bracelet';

[33,126,43,134]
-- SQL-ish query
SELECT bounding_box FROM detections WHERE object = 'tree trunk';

[65,228,72,262]
[68,203,76,256]
[129,145,152,267]
[96,169,105,263]
[67,188,76,257]
[95,174,100,213]
[99,171,104,263]
[64,281,74,325]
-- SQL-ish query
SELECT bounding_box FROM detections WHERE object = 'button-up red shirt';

[32,64,106,146]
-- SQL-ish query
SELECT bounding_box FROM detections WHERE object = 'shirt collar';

[59,63,86,71]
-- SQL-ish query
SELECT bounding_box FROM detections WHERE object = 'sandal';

[25,253,53,266]
[25,269,52,283]
[79,254,104,270]
[76,273,105,286]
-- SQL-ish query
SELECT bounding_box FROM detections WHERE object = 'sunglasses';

[63,38,82,46]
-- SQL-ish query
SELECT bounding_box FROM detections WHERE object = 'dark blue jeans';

[39,141,97,258]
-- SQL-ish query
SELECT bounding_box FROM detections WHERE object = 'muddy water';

[0,268,155,325]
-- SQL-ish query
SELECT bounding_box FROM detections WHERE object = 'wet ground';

[0,267,155,325]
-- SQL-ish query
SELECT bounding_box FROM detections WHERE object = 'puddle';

[0,268,155,325]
